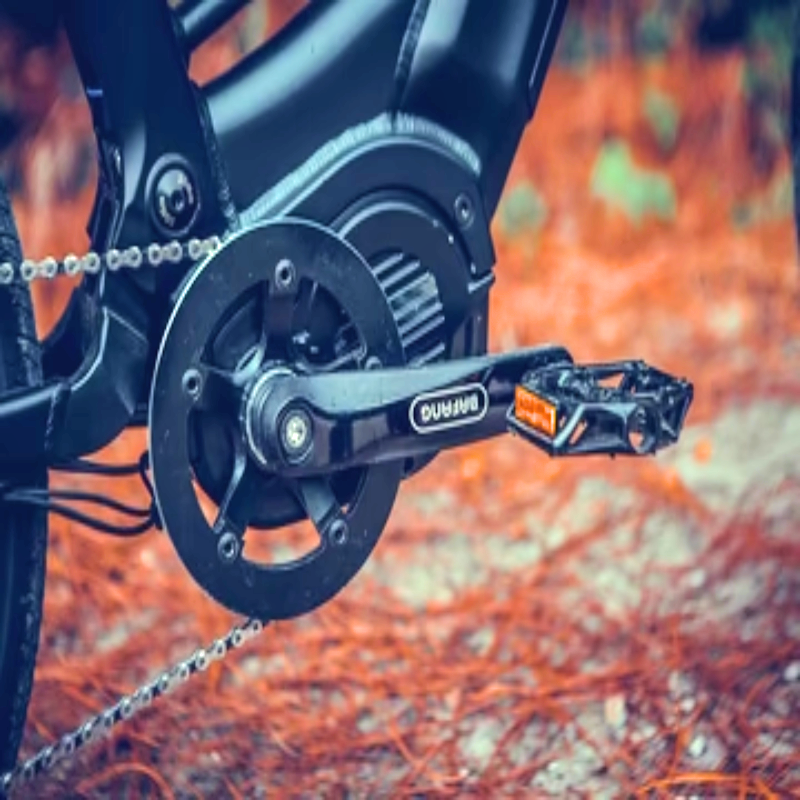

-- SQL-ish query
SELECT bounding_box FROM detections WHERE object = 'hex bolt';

[280,407,313,462]
[217,531,240,564]
[181,368,203,400]
[329,519,349,546]
[274,258,296,291]
[454,193,474,228]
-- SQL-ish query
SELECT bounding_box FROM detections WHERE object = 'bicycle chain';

[1,619,266,795]
[0,234,275,796]
[0,234,222,284]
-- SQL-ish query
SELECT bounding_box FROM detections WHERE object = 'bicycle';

[0,0,705,792]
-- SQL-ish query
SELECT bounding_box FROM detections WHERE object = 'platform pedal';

[507,360,693,458]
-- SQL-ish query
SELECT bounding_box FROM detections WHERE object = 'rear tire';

[0,178,48,782]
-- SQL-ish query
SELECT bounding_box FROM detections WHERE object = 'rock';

[531,743,603,795]
[458,716,508,772]
[679,696,697,715]
[783,661,800,683]
[604,693,627,731]
[668,670,694,699]
[686,568,706,590]
[687,733,707,759]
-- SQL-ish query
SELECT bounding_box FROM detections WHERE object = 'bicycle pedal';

[507,360,693,458]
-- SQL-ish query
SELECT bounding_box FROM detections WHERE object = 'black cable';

[389,0,431,113]
[1,450,160,537]
[8,488,152,518]
[138,451,156,502]
[1,492,155,537]
[51,458,143,477]
[138,452,162,529]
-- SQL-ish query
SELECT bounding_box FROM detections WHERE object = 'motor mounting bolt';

[280,407,313,462]
[454,193,475,228]
[150,161,200,236]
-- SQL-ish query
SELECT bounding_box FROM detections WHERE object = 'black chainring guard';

[188,276,364,529]
[149,220,406,620]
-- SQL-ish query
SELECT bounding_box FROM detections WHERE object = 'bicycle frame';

[0,0,567,471]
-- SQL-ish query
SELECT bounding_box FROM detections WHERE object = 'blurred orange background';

[2,1,800,797]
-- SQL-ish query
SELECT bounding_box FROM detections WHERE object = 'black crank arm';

[247,345,572,473]
[247,347,693,476]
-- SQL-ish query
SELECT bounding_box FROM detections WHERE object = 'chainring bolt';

[274,258,296,291]
[329,519,349,546]
[181,368,203,400]
[280,407,313,462]
[218,532,240,564]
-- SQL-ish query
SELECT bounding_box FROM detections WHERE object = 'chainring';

[149,219,406,619]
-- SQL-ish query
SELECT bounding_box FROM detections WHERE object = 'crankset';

[150,219,693,622]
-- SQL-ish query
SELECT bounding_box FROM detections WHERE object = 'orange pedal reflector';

[514,385,557,438]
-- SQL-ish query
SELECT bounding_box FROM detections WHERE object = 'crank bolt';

[218,532,240,564]
[181,368,203,400]
[330,519,349,547]
[454,193,475,228]
[274,258,296,291]
[280,407,313,462]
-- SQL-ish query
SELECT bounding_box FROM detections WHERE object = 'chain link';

[0,618,266,795]
[0,235,222,286]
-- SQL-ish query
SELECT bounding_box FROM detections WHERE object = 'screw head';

[182,368,203,400]
[329,519,348,546]
[151,162,200,235]
[274,259,296,291]
[280,407,313,462]
[218,532,240,564]
[454,193,474,228]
